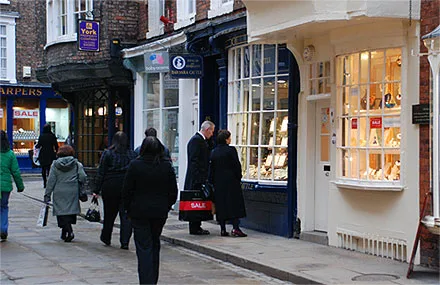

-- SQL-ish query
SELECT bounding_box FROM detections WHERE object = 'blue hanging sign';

[78,20,100,52]
[169,54,203,78]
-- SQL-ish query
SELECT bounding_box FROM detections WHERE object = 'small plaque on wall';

[412,104,430,125]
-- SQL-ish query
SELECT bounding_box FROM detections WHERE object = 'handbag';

[37,204,50,227]
[76,164,88,202]
[85,196,101,222]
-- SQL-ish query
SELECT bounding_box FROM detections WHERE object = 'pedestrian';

[0,130,25,241]
[209,130,247,237]
[35,124,59,188]
[94,131,137,249]
[134,127,171,162]
[184,120,215,235]
[122,136,178,284]
[44,145,86,242]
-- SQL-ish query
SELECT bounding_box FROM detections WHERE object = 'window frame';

[0,13,18,83]
[335,48,403,187]
[208,0,234,19]
[147,0,165,38]
[174,0,196,30]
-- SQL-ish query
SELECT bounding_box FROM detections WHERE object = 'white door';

[314,100,331,232]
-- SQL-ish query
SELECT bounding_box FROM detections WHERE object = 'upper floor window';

[46,0,93,46]
[0,25,7,80]
[208,0,233,19]
[336,48,402,183]
[0,0,11,4]
[147,0,165,38]
[175,0,195,29]
[0,12,18,83]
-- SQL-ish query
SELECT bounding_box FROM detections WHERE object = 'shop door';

[314,100,330,232]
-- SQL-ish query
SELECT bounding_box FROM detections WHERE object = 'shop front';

[243,0,421,262]
[0,83,68,171]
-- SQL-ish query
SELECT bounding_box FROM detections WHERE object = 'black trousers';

[189,221,203,233]
[101,195,132,246]
[219,218,239,231]
[42,166,50,188]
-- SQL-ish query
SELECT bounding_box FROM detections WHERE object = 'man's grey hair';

[200,120,215,131]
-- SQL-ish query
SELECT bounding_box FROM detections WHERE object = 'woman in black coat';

[122,137,178,284]
[209,130,247,237]
[36,124,58,188]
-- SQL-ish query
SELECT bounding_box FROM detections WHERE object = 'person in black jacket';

[122,137,178,285]
[209,130,247,237]
[94,131,137,249]
[184,120,215,235]
[134,128,171,162]
[35,124,59,188]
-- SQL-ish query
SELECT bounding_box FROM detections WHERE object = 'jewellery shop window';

[228,43,290,182]
[336,48,402,182]
[12,98,40,157]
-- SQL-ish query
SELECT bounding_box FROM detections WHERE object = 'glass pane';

[348,86,360,115]
[320,107,330,134]
[243,80,250,112]
[237,48,242,79]
[274,147,288,181]
[370,50,384,83]
[341,117,349,147]
[164,74,178,107]
[261,112,275,145]
[251,79,261,111]
[325,61,331,77]
[145,74,160,109]
[359,117,367,147]
[244,46,250,78]
[250,113,260,145]
[349,150,359,179]
[235,81,241,112]
[232,114,240,145]
[386,48,401,82]
[252,45,262,77]
[260,147,272,180]
[249,147,259,179]
[163,109,179,176]
[325,78,331,93]
[278,44,289,74]
[368,152,382,180]
[241,113,248,145]
[369,84,382,110]
[359,149,367,180]
[321,135,330,162]
[277,76,289,110]
[360,52,369,84]
[385,154,400,181]
[383,125,401,148]
[144,110,160,133]
[276,112,288,146]
[340,148,348,177]
[368,122,382,147]
[263,44,276,75]
[240,147,248,178]
[230,49,235,80]
[263,78,275,110]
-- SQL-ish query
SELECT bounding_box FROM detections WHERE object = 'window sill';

[332,179,404,191]
[147,27,164,39]
[0,0,10,4]
[45,34,77,50]
[306,93,331,101]
[208,3,234,19]
[174,15,195,30]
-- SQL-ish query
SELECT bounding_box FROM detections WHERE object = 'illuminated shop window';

[228,44,289,182]
[336,48,402,182]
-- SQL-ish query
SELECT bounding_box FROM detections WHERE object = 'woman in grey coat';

[44,145,87,242]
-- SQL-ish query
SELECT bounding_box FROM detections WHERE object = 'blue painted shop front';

[186,13,301,237]
[0,83,67,172]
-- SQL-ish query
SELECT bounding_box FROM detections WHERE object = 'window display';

[337,48,402,181]
[228,44,289,182]
[12,99,40,157]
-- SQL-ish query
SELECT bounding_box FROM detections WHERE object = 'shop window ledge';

[332,180,404,191]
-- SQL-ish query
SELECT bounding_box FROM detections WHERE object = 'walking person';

[209,130,247,237]
[44,145,87,242]
[184,120,215,235]
[94,131,137,249]
[36,124,59,188]
[134,127,171,162]
[122,137,178,284]
[0,130,25,241]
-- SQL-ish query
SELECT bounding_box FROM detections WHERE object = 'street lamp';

[421,25,440,235]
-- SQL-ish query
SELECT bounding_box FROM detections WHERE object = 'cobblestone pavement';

[0,177,290,284]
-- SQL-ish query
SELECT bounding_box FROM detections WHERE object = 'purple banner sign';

[78,20,100,52]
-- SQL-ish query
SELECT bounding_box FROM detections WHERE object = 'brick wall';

[419,0,440,269]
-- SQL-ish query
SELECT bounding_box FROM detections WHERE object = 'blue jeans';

[132,218,166,285]
[1,191,11,235]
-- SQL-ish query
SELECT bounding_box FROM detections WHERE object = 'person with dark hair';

[94,131,137,249]
[209,129,247,237]
[184,120,215,235]
[0,130,24,241]
[44,145,87,242]
[134,127,171,162]
[36,124,59,188]
[122,136,178,284]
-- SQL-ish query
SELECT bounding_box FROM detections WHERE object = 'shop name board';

[169,54,203,78]
[78,20,100,51]
[0,87,60,98]
[144,51,169,73]
[412,104,430,125]
[13,109,39,118]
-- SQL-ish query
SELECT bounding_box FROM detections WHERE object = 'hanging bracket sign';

[169,54,203,78]
[78,20,100,52]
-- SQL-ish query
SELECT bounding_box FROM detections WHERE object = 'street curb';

[160,234,322,285]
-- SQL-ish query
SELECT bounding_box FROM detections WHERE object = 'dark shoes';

[61,230,67,240]
[120,244,129,250]
[100,235,111,246]
[64,232,75,242]
[1,233,7,241]
[231,229,247,237]
[189,228,210,235]
[220,230,229,237]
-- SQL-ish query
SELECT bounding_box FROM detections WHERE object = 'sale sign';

[370,117,382,129]
[13,109,39,118]
[351,118,358,129]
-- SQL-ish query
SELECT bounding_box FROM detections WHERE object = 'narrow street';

[0,177,290,284]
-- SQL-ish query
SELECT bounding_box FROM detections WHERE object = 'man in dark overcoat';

[184,120,215,235]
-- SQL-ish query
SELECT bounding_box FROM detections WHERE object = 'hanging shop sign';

[78,20,100,52]
[412,104,430,125]
[144,51,169,73]
[13,109,39,119]
[169,54,203,78]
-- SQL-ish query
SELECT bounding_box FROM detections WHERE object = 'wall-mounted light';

[84,108,93,117]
